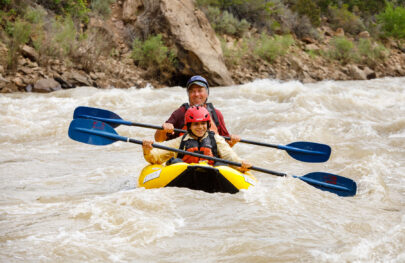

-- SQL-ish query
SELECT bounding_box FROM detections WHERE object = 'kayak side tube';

[138,162,257,193]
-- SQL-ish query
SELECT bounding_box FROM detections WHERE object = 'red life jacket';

[177,131,219,165]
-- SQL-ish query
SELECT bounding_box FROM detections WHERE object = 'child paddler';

[142,106,252,172]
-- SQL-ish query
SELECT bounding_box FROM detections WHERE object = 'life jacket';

[177,131,219,165]
[181,103,219,134]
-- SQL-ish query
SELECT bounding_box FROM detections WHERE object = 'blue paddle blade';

[73,106,122,128]
[283,142,331,163]
[68,119,118,145]
[297,172,357,197]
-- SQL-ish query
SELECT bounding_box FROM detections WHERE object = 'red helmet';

[184,106,211,125]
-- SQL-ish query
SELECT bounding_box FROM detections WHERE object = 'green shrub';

[328,5,365,35]
[6,19,31,70]
[287,11,319,39]
[292,0,321,27]
[1,0,12,9]
[32,15,82,60]
[197,0,276,33]
[357,38,388,66]
[28,12,113,72]
[91,0,115,17]
[227,0,275,22]
[306,49,319,59]
[327,36,356,64]
[220,36,250,68]
[21,6,48,61]
[348,0,386,17]
[52,16,78,57]
[317,0,386,17]
[205,6,250,37]
[317,0,335,13]
[31,29,47,59]
[35,0,90,23]
[377,2,405,39]
[71,27,115,72]
[254,34,294,62]
[24,5,47,24]
[1,1,116,73]
[131,34,176,73]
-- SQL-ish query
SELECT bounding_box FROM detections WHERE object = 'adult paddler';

[154,75,241,147]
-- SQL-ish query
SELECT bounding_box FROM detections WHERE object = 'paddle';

[68,118,357,197]
[73,106,331,163]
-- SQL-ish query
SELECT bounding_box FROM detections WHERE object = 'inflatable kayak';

[138,161,257,194]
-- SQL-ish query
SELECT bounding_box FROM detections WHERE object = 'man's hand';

[162,122,174,135]
[228,134,241,147]
[155,122,174,142]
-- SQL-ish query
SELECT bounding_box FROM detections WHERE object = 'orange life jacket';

[177,131,219,165]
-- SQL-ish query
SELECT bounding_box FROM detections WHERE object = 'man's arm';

[215,109,230,137]
[154,107,184,142]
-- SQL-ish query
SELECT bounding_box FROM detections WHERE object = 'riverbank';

[1,33,404,94]
[227,32,405,84]
[2,33,404,94]
[1,1,405,93]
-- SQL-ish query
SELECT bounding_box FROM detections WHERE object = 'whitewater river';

[0,77,404,262]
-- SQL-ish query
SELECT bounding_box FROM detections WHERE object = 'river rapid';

[0,78,404,262]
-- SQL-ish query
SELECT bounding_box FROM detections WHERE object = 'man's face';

[188,84,208,106]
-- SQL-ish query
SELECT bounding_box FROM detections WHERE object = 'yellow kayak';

[138,161,257,194]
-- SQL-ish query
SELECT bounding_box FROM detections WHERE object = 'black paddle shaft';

[128,138,287,177]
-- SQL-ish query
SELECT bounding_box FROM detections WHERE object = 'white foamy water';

[1,78,404,262]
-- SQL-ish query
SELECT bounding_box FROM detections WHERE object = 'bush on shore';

[1,2,114,73]
[377,2,405,39]
[325,36,388,66]
[131,34,177,79]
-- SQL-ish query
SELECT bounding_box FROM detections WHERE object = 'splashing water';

[1,78,404,262]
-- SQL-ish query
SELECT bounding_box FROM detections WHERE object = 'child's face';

[190,121,208,137]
